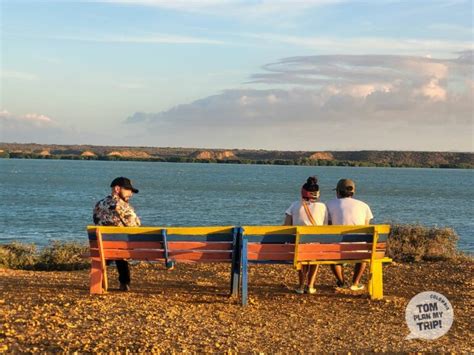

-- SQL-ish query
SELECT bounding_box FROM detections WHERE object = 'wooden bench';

[87,226,240,295]
[238,225,391,306]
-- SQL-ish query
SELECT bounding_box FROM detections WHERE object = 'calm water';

[0,159,473,251]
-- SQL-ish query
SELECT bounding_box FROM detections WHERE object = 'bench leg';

[90,259,104,294]
[369,260,383,300]
[230,236,240,298]
[241,239,248,306]
[231,255,240,298]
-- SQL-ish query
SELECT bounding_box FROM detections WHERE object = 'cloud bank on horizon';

[124,51,473,151]
[1,0,473,151]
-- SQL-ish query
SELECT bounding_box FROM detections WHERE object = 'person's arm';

[323,207,329,226]
[284,202,295,226]
[325,202,332,225]
[365,204,374,225]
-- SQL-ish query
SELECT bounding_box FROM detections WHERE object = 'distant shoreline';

[0,143,472,169]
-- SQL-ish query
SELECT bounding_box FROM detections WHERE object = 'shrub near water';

[387,224,460,261]
[0,243,38,269]
[36,241,89,271]
[0,241,89,270]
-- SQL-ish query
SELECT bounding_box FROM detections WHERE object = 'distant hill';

[0,143,472,168]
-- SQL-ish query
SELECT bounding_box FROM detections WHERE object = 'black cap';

[110,177,139,193]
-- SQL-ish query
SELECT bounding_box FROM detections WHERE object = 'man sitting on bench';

[325,178,374,291]
[92,176,141,291]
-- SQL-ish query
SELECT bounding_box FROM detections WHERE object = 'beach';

[1,258,472,352]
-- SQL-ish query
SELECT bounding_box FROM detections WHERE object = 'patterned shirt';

[93,195,141,227]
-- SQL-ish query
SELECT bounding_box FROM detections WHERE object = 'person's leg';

[307,265,319,293]
[331,264,345,286]
[297,265,308,293]
[352,262,367,285]
[115,260,130,288]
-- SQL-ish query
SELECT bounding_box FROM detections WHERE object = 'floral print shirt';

[93,195,141,227]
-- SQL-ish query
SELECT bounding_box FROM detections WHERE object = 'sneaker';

[307,287,317,294]
[119,283,130,292]
[350,284,365,291]
[336,280,347,289]
[295,287,305,294]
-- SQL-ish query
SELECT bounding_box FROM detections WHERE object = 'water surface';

[1,159,472,251]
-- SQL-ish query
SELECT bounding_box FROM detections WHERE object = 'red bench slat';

[297,243,386,253]
[297,251,386,261]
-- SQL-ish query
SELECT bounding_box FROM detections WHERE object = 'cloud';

[123,52,474,151]
[242,33,474,55]
[249,53,472,102]
[0,110,114,145]
[1,70,39,81]
[0,110,54,126]
[97,0,345,17]
[50,33,225,45]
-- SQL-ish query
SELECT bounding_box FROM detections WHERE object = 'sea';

[0,159,473,251]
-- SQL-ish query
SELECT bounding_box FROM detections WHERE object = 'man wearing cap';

[93,177,141,291]
[326,178,374,291]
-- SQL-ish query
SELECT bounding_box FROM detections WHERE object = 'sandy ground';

[1,259,473,353]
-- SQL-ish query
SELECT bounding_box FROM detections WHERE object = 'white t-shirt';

[285,200,328,226]
[325,197,374,225]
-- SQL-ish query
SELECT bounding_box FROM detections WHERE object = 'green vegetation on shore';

[0,242,89,271]
[0,224,466,271]
[1,143,472,169]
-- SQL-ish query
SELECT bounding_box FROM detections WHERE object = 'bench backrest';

[295,225,390,265]
[87,226,237,263]
[239,225,390,264]
[240,226,297,263]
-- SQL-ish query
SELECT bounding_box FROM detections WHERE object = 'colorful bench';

[87,226,240,295]
[239,225,391,306]
[87,225,391,305]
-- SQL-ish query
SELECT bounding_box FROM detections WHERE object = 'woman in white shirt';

[284,176,328,294]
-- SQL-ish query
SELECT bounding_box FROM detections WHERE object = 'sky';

[0,0,473,151]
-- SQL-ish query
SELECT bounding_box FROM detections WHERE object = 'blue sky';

[1,0,473,151]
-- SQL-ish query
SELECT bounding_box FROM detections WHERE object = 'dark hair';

[338,189,354,198]
[303,176,319,192]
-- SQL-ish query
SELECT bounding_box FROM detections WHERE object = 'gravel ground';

[1,259,473,352]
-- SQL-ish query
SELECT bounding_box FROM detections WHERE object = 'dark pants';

[107,260,130,284]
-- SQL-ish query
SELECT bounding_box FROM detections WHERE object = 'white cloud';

[50,33,225,45]
[0,110,54,126]
[0,110,113,144]
[97,0,345,16]
[240,33,474,56]
[123,52,474,151]
[249,53,472,102]
[1,70,39,81]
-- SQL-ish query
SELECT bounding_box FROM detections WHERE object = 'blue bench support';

[230,227,241,298]
[161,229,175,269]
[240,234,249,306]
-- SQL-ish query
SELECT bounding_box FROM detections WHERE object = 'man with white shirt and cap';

[325,178,374,291]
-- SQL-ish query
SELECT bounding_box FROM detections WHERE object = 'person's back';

[284,176,327,295]
[326,178,373,291]
[325,197,372,225]
[286,200,327,226]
